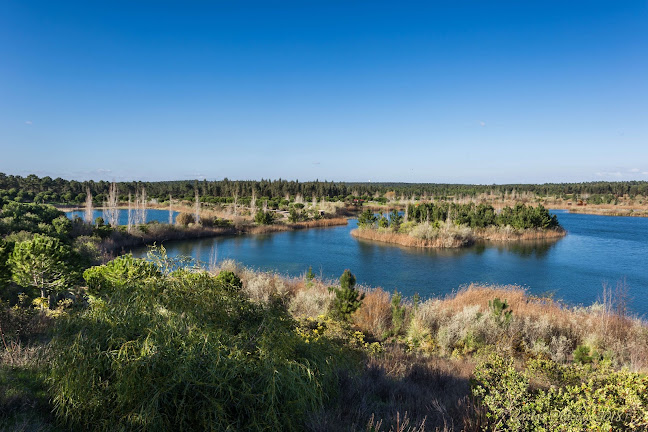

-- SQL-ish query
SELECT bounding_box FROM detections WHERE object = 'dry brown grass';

[353,287,392,338]
[475,226,566,241]
[435,284,648,370]
[352,226,565,249]
[289,217,348,229]
[351,229,470,248]
[568,207,648,217]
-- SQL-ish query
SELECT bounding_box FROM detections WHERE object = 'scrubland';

[2,252,647,431]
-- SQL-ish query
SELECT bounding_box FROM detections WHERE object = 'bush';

[51,257,352,432]
[254,210,274,225]
[357,210,377,228]
[472,353,648,431]
[214,270,242,293]
[328,270,364,322]
[175,212,195,226]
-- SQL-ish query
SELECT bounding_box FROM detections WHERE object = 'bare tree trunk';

[128,193,133,232]
[250,189,257,215]
[140,188,147,225]
[169,194,174,225]
[194,189,201,224]
[104,182,119,227]
[84,187,94,224]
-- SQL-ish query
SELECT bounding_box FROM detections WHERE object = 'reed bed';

[351,228,471,248]
[352,224,565,249]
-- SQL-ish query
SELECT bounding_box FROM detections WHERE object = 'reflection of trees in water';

[355,236,561,259]
[490,238,561,258]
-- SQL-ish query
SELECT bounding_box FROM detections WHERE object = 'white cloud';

[596,171,623,178]
[629,168,640,173]
[479,121,486,127]
[24,120,32,125]
[642,172,648,175]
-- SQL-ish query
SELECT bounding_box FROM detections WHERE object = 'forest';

[2,172,648,205]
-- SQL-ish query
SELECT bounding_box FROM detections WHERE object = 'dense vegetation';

[1,190,647,431]
[405,202,560,229]
[2,172,648,206]
[50,254,353,432]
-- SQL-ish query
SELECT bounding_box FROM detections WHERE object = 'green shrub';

[328,270,364,322]
[83,254,160,296]
[215,270,242,293]
[51,257,351,432]
[573,344,594,364]
[390,290,406,336]
[489,297,512,326]
[357,210,377,228]
[0,239,13,288]
[254,210,274,225]
[472,353,648,431]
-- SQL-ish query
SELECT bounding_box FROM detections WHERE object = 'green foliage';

[357,209,377,228]
[328,270,364,322]
[9,234,76,303]
[83,254,161,297]
[305,266,315,281]
[0,201,65,237]
[254,209,274,225]
[388,210,402,230]
[214,270,243,293]
[378,216,389,228]
[390,290,406,336]
[288,206,300,223]
[50,257,351,432]
[472,353,648,431]
[406,202,560,230]
[0,239,13,288]
[3,171,648,205]
[489,297,512,326]
[573,344,595,364]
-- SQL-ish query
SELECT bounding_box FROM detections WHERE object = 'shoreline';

[351,225,566,249]
[102,217,348,255]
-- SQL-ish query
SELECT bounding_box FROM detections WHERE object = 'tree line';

[2,172,648,205]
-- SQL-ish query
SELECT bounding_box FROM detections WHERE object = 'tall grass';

[49,257,354,431]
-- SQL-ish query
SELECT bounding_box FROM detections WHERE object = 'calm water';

[66,209,179,225]
[131,210,648,316]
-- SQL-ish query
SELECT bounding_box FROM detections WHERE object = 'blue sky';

[1,1,647,183]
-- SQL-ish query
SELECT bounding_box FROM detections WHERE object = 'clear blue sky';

[1,1,646,183]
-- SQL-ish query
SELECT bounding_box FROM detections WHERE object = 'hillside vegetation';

[1,199,647,431]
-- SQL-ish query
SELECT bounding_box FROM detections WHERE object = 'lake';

[129,210,648,316]
[66,209,179,226]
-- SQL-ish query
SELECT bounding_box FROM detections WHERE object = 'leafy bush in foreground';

[472,353,648,431]
[50,257,352,431]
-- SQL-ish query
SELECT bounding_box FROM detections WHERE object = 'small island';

[351,202,566,248]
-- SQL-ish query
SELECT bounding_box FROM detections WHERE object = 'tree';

[10,234,74,307]
[357,209,377,228]
[328,269,364,321]
[0,239,13,289]
[255,209,274,225]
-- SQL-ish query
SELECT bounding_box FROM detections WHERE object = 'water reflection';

[486,238,560,258]
[131,213,648,315]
